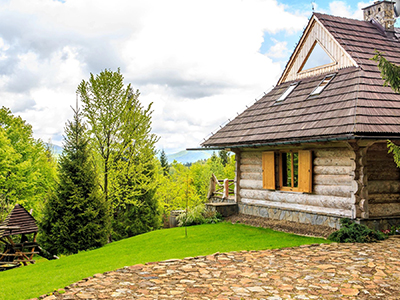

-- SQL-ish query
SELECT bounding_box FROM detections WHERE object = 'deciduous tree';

[77,69,159,240]
[0,107,56,220]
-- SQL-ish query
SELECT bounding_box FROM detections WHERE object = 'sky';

[0,0,385,154]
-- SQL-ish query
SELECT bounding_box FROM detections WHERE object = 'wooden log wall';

[239,147,356,218]
[367,143,400,217]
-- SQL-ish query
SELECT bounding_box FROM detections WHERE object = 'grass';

[0,222,329,300]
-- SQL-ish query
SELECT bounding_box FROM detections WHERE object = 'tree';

[372,51,400,93]
[372,52,400,167]
[0,107,57,220]
[77,68,159,240]
[40,107,109,255]
[219,150,230,167]
[159,149,170,176]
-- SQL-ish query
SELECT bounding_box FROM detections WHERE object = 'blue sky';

[0,0,391,154]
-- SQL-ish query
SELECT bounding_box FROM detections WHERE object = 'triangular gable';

[278,14,358,84]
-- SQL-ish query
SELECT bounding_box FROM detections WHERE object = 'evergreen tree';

[160,149,170,176]
[40,107,109,255]
[219,150,230,167]
[372,52,400,167]
[372,51,400,93]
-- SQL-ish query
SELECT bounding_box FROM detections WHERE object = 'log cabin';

[200,1,400,230]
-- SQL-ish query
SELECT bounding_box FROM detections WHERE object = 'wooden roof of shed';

[0,204,38,237]
[202,13,400,148]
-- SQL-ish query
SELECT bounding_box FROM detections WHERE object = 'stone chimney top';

[362,1,396,31]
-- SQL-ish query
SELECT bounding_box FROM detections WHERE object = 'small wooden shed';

[201,1,400,230]
[0,204,39,267]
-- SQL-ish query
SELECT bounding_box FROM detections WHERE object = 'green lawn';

[0,222,329,300]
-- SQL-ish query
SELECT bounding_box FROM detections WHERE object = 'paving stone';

[49,238,400,299]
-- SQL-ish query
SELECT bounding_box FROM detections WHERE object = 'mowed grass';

[0,222,329,300]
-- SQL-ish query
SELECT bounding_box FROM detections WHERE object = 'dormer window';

[276,82,298,102]
[309,74,335,96]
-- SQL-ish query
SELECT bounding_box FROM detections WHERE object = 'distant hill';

[166,150,214,164]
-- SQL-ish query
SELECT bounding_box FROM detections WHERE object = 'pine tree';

[160,149,170,176]
[40,106,109,255]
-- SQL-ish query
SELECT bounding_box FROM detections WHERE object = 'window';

[300,42,335,73]
[280,152,299,190]
[262,150,312,193]
[276,82,298,102]
[309,74,335,96]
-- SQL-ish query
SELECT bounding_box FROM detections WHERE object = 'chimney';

[362,1,396,32]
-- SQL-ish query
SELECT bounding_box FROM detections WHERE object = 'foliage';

[219,149,230,167]
[0,222,329,300]
[176,204,221,227]
[372,53,400,167]
[155,152,235,216]
[328,218,386,243]
[387,140,400,168]
[372,51,400,93]
[381,225,400,236]
[160,149,169,176]
[40,107,109,255]
[110,148,160,240]
[0,107,57,221]
[78,68,160,240]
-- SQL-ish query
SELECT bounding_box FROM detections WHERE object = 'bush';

[176,204,221,227]
[328,218,387,243]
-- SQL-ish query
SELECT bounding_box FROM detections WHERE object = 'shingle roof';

[202,13,400,148]
[0,204,38,237]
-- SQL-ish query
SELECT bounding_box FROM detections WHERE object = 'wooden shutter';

[262,152,275,190]
[298,150,312,193]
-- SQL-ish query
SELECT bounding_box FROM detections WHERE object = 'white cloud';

[0,0,309,154]
[267,39,289,59]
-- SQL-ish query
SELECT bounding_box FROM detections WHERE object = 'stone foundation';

[358,217,400,231]
[238,203,341,229]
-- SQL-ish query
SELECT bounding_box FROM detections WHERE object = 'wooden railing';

[207,174,235,200]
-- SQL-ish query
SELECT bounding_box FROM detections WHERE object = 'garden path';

[36,237,400,299]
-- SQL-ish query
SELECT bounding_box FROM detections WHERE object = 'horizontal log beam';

[369,203,400,217]
[314,157,355,167]
[314,165,354,176]
[314,174,353,186]
[314,148,355,158]
[313,184,354,198]
[368,180,400,194]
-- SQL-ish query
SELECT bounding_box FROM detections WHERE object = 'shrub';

[328,218,387,243]
[177,204,221,227]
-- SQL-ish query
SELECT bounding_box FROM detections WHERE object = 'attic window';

[276,82,298,102]
[309,74,335,96]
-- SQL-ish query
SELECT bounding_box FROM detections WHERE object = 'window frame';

[276,82,299,103]
[279,151,299,192]
[309,74,335,97]
[262,150,313,193]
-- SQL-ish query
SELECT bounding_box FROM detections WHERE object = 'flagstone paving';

[38,237,400,300]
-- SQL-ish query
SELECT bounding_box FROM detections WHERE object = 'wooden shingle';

[0,204,38,237]
[202,13,400,148]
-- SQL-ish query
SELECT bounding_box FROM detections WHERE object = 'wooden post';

[223,179,229,199]
[207,174,217,200]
